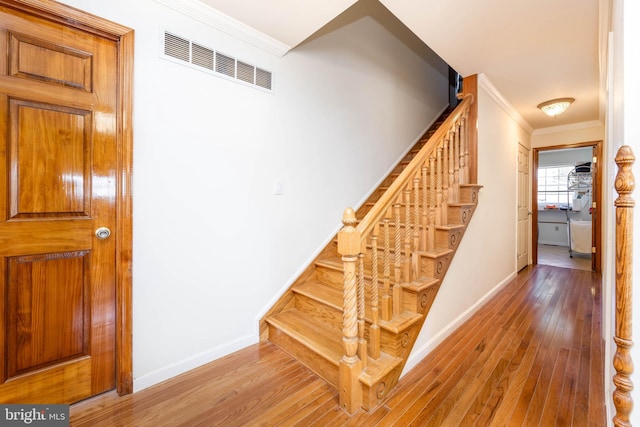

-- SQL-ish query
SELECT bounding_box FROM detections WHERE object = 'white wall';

[404,74,531,372]
[531,122,604,148]
[58,0,449,390]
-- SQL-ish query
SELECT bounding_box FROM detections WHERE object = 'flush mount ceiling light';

[537,97,575,117]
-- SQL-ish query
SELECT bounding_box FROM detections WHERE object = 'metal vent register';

[163,31,272,91]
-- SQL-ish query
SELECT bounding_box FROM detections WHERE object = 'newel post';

[337,208,363,413]
[613,145,635,426]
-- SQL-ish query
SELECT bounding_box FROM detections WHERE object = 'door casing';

[532,140,603,273]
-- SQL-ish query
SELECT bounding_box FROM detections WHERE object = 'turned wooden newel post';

[337,207,363,413]
[613,145,635,426]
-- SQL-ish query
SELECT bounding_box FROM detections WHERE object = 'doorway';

[532,141,603,272]
[0,0,133,402]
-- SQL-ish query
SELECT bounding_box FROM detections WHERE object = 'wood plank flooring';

[71,264,605,426]
[538,244,592,271]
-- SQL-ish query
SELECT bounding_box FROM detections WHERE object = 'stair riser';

[268,324,339,388]
[403,284,440,315]
[315,265,346,290]
[447,205,475,225]
[418,252,453,281]
[367,323,421,360]
[294,294,343,332]
[361,366,403,411]
[435,227,464,251]
[459,185,482,204]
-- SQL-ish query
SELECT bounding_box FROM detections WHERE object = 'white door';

[517,143,530,271]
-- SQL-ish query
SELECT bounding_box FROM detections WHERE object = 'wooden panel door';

[0,5,118,403]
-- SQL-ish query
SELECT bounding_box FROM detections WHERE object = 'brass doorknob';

[95,227,111,240]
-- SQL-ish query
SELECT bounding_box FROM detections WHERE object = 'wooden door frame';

[517,142,531,271]
[0,0,134,395]
[532,140,603,273]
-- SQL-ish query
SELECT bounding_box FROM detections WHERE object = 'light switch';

[274,180,284,195]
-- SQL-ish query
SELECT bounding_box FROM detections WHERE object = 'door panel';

[10,100,91,218]
[0,5,117,404]
[7,252,90,377]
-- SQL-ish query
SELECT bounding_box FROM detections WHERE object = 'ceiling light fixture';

[537,97,575,117]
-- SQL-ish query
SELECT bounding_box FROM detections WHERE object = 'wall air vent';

[162,31,273,92]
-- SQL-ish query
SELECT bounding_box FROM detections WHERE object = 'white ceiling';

[197,0,603,131]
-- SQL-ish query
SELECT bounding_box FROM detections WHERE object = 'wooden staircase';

[261,79,481,414]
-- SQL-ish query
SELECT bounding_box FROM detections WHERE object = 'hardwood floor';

[71,265,605,426]
[538,244,592,271]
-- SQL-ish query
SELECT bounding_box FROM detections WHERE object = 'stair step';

[266,309,405,396]
[294,279,424,333]
[403,278,441,314]
[459,184,483,204]
[447,202,476,225]
[267,309,342,387]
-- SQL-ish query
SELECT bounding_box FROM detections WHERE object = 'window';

[538,165,573,207]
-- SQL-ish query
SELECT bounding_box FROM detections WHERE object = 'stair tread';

[436,224,466,231]
[294,279,424,333]
[267,309,342,365]
[416,247,454,258]
[403,278,440,292]
[267,309,404,380]
[360,353,403,387]
[294,281,342,310]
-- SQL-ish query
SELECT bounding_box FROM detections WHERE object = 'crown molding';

[532,120,604,136]
[478,73,534,135]
[154,0,291,57]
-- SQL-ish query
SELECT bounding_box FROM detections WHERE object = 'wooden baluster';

[457,121,465,187]
[358,252,367,370]
[461,114,469,184]
[382,211,392,321]
[413,174,421,252]
[393,198,402,315]
[421,165,429,252]
[453,124,460,202]
[428,156,436,251]
[436,146,443,226]
[444,130,454,202]
[337,207,363,413]
[613,145,635,426]
[403,187,412,283]
[370,224,380,359]
[463,109,470,184]
[441,138,450,225]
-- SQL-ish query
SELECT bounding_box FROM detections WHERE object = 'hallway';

[71,264,605,426]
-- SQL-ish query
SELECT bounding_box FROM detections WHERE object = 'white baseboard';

[133,334,257,392]
[401,271,517,375]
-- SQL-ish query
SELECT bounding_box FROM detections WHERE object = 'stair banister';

[336,93,474,413]
[353,94,473,241]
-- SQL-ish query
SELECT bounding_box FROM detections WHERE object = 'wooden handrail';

[356,94,474,239]
[613,145,635,426]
